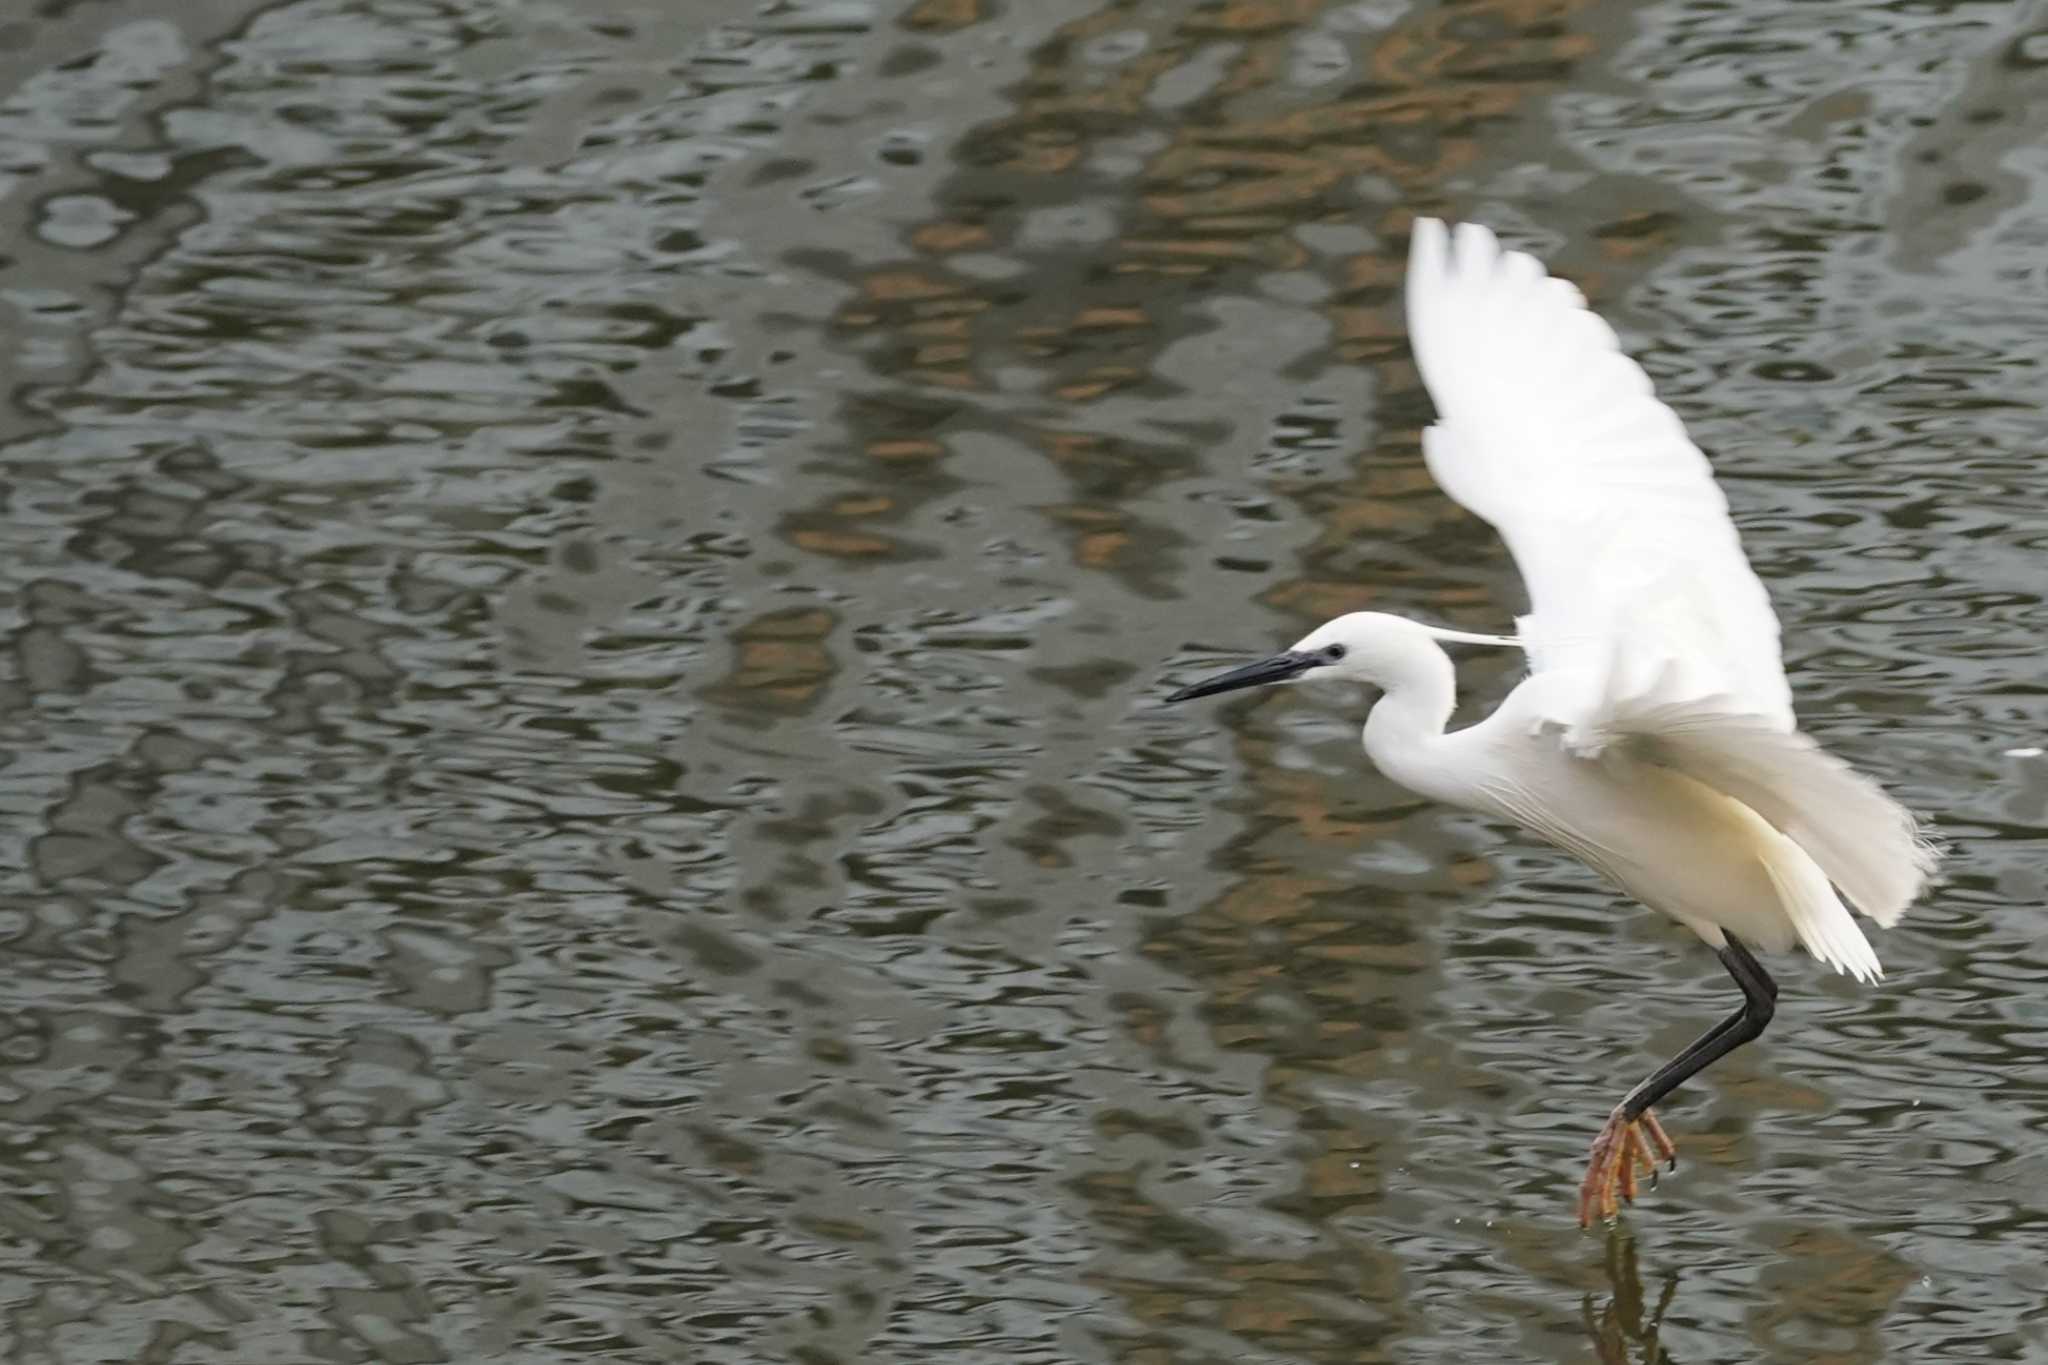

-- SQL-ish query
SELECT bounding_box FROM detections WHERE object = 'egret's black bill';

[1165,650,1317,703]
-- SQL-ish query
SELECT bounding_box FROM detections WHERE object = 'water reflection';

[1,0,2045,1360]
[1584,1233,1679,1365]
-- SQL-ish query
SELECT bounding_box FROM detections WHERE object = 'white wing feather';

[1406,217,1792,731]
[1407,218,1935,949]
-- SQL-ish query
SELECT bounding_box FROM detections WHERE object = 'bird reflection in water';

[1584,1233,1681,1365]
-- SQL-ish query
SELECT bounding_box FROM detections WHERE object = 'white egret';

[1167,219,1936,1224]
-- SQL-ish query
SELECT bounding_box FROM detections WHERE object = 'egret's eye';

[1322,644,1347,662]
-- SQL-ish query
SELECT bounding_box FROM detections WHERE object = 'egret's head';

[1165,612,1515,703]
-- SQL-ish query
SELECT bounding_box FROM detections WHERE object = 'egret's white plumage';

[1166,219,1937,1219]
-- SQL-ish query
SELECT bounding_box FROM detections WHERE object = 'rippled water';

[2,1,2045,1361]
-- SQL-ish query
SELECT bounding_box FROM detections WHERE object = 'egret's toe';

[1577,1106,1680,1227]
[1639,1108,1677,1171]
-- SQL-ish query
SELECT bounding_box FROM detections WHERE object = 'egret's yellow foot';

[1577,1106,1677,1226]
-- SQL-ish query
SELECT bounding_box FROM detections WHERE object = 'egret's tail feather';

[1750,815,1883,982]
[1635,701,1937,926]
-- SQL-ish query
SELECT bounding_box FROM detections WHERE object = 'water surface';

[1,1,2045,1361]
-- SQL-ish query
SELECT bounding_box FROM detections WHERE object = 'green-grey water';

[0,1,2043,1361]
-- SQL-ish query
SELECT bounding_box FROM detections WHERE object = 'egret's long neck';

[1361,636,1458,789]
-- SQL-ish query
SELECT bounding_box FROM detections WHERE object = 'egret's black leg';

[1577,932,1778,1225]
[1619,932,1777,1120]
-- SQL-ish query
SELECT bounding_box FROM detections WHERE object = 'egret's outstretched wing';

[1405,218,1793,729]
